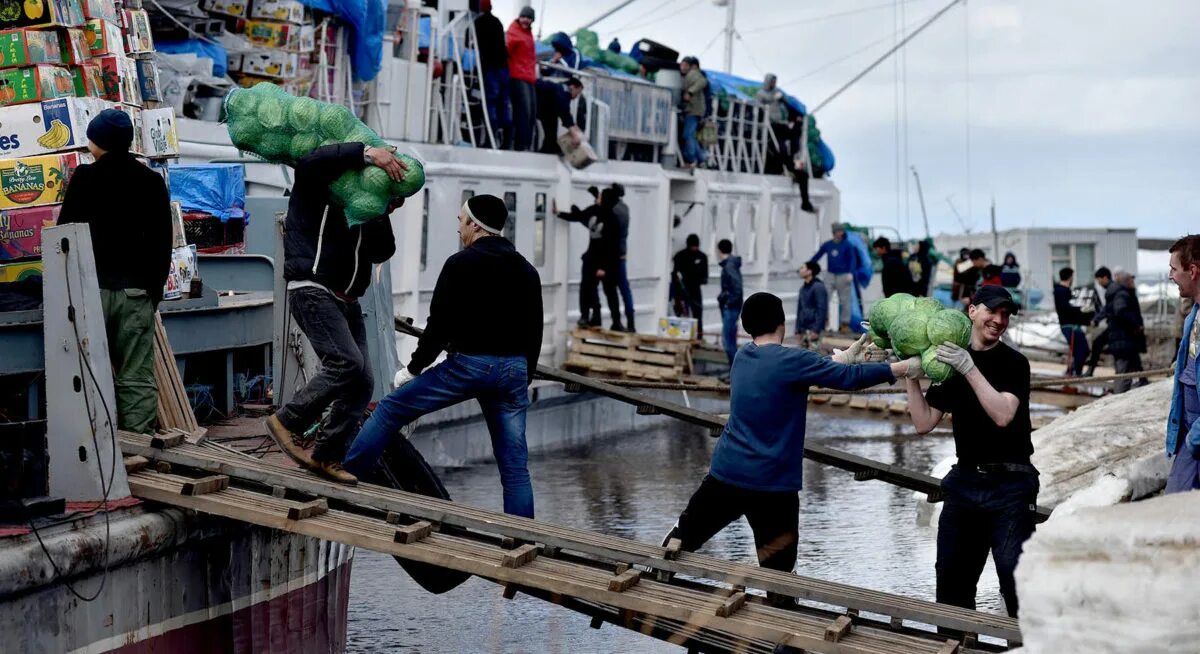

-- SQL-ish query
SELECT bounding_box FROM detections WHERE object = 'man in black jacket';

[266,142,403,484]
[59,109,172,434]
[672,234,709,336]
[1053,267,1093,376]
[473,0,510,148]
[556,188,622,330]
[873,236,911,297]
[344,194,543,518]
[1101,268,1146,393]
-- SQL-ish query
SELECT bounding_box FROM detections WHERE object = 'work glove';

[898,355,925,380]
[935,342,975,375]
[831,333,870,364]
[393,367,418,439]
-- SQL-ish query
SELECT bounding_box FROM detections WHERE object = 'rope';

[598,367,1174,396]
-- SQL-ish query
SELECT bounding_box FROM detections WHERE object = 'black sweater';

[409,236,544,382]
[59,152,172,302]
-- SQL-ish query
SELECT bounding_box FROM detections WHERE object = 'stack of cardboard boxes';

[0,0,182,289]
[205,0,333,97]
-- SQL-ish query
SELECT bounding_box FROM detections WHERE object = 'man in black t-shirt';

[905,285,1037,619]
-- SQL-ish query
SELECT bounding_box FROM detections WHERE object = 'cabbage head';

[868,325,890,350]
[921,346,954,383]
[926,309,972,349]
[889,312,932,357]
[869,293,915,336]
[913,296,944,315]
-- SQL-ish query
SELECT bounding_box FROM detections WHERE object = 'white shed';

[934,228,1138,309]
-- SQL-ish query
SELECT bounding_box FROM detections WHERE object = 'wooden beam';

[609,570,641,593]
[824,616,852,642]
[502,584,518,600]
[394,521,433,545]
[385,511,402,524]
[716,591,747,618]
[153,461,171,474]
[151,433,185,449]
[180,475,229,496]
[271,486,287,498]
[663,538,682,561]
[287,498,328,521]
[853,469,879,481]
[936,641,959,654]
[502,544,540,569]
[123,456,149,473]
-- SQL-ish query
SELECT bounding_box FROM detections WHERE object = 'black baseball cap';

[972,286,1019,314]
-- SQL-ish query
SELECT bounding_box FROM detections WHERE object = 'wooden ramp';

[121,432,1020,652]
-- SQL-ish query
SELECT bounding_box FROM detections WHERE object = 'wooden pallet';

[564,328,693,381]
[152,312,202,437]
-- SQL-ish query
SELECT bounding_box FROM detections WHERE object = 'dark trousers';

[535,80,561,154]
[936,466,1039,618]
[276,287,373,463]
[510,79,536,152]
[1086,327,1109,370]
[1060,326,1089,376]
[668,475,799,574]
[1113,351,1144,393]
[676,283,703,335]
[580,260,622,327]
[482,68,511,148]
[615,259,635,329]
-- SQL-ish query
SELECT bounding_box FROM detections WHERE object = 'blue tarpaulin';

[296,0,384,82]
[169,164,248,223]
[156,39,229,77]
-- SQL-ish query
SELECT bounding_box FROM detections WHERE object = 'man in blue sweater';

[810,222,861,332]
[662,292,922,587]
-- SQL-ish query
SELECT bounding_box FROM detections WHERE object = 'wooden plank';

[123,455,149,473]
[394,520,433,544]
[271,486,287,498]
[574,342,678,367]
[502,584,518,600]
[287,498,328,521]
[936,641,959,654]
[180,475,229,496]
[385,511,401,524]
[151,432,185,450]
[153,461,171,474]
[663,538,682,561]
[502,543,539,569]
[824,615,852,642]
[848,397,869,410]
[608,569,641,593]
[715,591,746,618]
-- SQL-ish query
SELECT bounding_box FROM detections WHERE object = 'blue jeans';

[936,466,1039,617]
[482,68,511,146]
[343,353,534,518]
[681,115,701,164]
[721,307,740,363]
[1060,326,1089,376]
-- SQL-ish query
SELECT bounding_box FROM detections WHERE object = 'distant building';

[934,228,1138,309]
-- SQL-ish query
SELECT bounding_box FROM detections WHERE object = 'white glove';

[831,333,870,364]
[935,343,975,375]
[898,355,925,379]
[393,367,416,389]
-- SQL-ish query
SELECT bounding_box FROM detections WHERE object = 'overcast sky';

[523,0,1199,240]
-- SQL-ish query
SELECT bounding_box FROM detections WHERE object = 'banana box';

[0,96,101,159]
[0,151,88,210]
[239,19,314,53]
[203,0,247,19]
[0,0,84,30]
[237,49,299,79]
[59,26,88,63]
[92,54,138,105]
[79,0,116,23]
[119,9,151,54]
[140,106,177,158]
[0,64,74,106]
[0,204,58,260]
[133,57,158,101]
[249,0,307,24]
[0,28,62,67]
[656,316,698,340]
[0,259,43,281]
[82,17,121,57]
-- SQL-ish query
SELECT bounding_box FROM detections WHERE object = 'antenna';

[945,195,970,233]
[911,166,930,238]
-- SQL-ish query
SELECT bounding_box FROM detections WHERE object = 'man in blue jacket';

[662,292,922,588]
[794,260,828,350]
[716,238,743,363]
[1166,235,1200,493]
[810,222,861,332]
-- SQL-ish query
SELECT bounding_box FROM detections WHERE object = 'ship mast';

[721,0,736,72]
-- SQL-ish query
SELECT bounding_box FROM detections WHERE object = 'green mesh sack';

[256,99,288,131]
[392,154,425,197]
[346,124,388,148]
[361,165,393,196]
[289,132,323,160]
[288,96,320,132]
[319,104,357,141]
[257,131,293,159]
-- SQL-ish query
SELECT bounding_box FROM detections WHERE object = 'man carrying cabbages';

[265,142,406,485]
[904,285,1037,620]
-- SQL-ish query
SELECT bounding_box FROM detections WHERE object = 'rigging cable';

[742,0,928,35]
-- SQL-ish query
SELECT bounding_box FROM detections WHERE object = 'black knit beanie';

[86,109,133,153]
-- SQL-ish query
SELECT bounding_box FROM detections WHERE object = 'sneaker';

[610,322,625,332]
[265,415,313,468]
[310,460,358,485]
[576,318,592,329]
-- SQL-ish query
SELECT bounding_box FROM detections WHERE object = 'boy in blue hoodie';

[662,292,922,584]
[717,238,743,363]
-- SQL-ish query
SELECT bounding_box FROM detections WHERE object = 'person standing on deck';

[1165,235,1200,493]
[662,292,922,599]
[555,189,623,330]
[1053,267,1093,377]
[810,222,861,332]
[905,285,1037,618]
[344,195,543,517]
[716,239,743,364]
[473,0,510,149]
[794,261,828,350]
[609,183,636,331]
[58,109,172,434]
[874,236,912,298]
[263,142,405,484]
[678,56,707,169]
[506,6,537,152]
[671,234,709,337]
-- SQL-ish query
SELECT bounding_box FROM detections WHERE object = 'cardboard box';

[69,60,101,95]
[120,9,151,54]
[0,204,59,260]
[204,0,248,19]
[140,106,178,157]
[59,27,89,63]
[82,17,121,57]
[249,0,307,24]
[93,54,138,104]
[110,102,142,153]
[0,259,43,281]
[169,200,184,248]
[0,0,84,30]
[0,28,63,67]
[237,49,299,79]
[0,97,102,158]
[240,19,313,52]
[79,0,117,23]
[133,57,158,102]
[0,64,74,106]
[657,316,698,340]
[0,151,87,209]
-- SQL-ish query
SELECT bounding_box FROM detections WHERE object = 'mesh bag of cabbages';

[222,82,425,225]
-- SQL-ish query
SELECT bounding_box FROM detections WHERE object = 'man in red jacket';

[506,5,537,151]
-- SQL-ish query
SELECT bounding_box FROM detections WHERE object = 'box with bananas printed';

[0,96,101,158]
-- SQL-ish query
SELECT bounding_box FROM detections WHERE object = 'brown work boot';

[265,415,313,468]
[310,460,358,485]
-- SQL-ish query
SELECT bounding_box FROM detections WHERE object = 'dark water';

[346,410,1003,653]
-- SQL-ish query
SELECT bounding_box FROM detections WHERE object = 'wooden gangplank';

[393,316,1053,523]
[120,432,1021,646]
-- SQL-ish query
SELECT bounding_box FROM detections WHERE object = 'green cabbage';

[288,97,320,132]
[921,346,954,383]
[889,312,932,357]
[289,132,323,160]
[926,309,972,349]
[868,324,890,350]
[913,296,944,314]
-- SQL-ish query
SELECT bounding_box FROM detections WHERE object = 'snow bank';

[1015,491,1200,654]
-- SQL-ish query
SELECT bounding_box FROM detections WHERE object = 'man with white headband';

[344,194,544,518]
